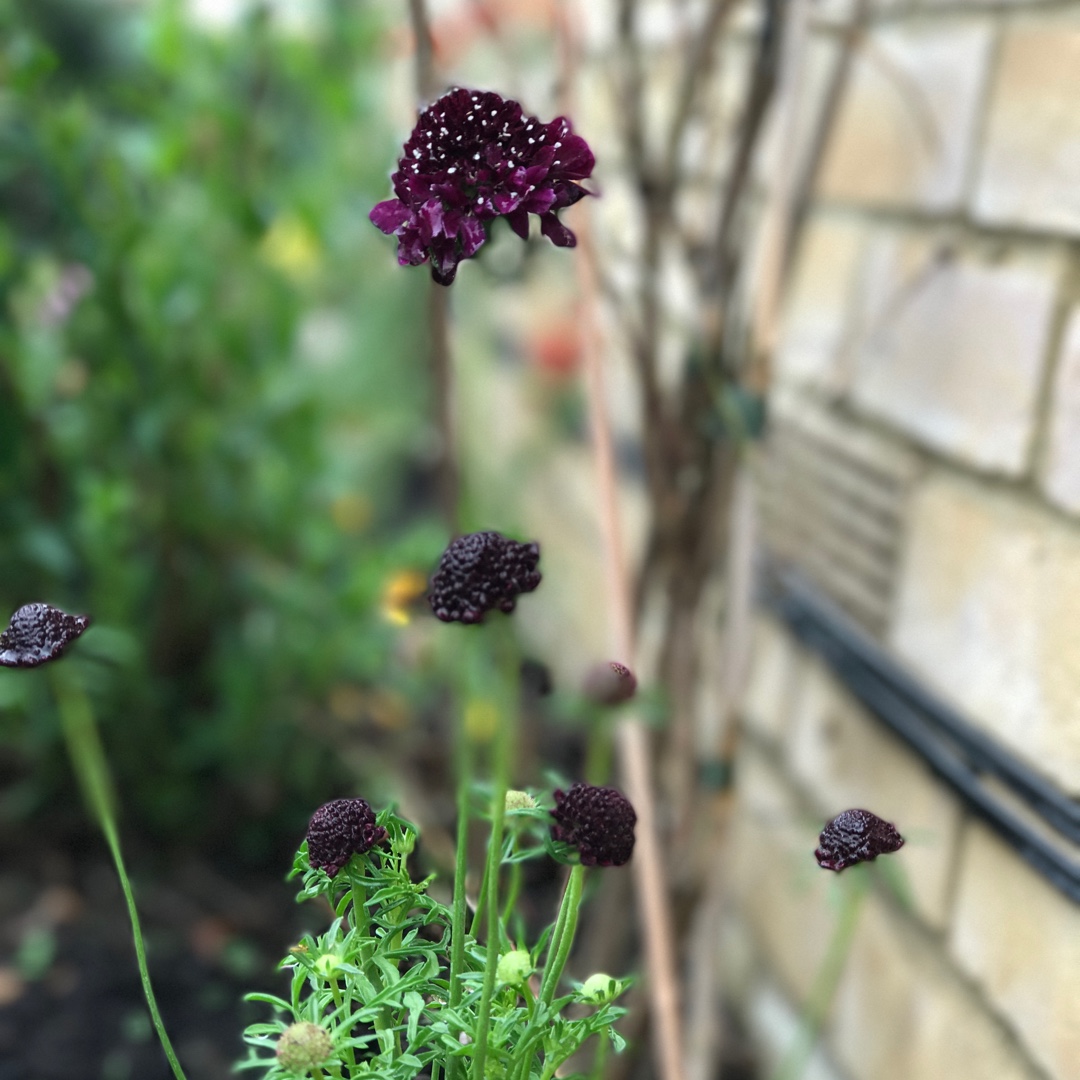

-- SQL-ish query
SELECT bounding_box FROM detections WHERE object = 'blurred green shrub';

[0,0,443,851]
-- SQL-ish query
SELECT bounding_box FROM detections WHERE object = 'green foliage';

[0,0,440,840]
[239,806,629,1080]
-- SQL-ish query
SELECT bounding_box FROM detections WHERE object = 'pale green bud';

[496,949,533,986]
[276,1021,333,1073]
[314,953,343,977]
[579,973,619,1004]
[504,790,537,813]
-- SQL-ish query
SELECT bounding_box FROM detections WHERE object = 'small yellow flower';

[260,215,320,281]
[464,699,499,743]
[380,569,428,626]
[330,492,373,535]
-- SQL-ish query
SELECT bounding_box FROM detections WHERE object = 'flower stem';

[469,630,518,1078]
[539,864,585,1007]
[770,866,870,1080]
[446,721,473,1080]
[51,671,188,1080]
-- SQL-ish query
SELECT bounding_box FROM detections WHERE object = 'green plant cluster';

[239,806,629,1080]
[0,0,441,842]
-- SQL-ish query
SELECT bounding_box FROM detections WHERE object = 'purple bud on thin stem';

[582,661,637,706]
[0,603,91,668]
[814,808,904,872]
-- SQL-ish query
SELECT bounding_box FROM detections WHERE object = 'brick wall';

[733,3,1080,1079]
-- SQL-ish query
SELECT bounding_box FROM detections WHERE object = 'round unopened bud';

[582,661,637,706]
[579,973,619,1004]
[276,1022,333,1073]
[497,949,533,986]
[505,790,537,813]
[314,954,342,977]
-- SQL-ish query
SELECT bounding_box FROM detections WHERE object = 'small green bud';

[275,1021,333,1073]
[504,790,537,814]
[579,973,619,1004]
[496,949,533,986]
[314,953,342,977]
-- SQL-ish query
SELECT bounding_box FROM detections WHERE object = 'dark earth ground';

[0,818,317,1080]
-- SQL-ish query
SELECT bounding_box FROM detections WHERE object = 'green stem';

[770,868,870,1080]
[470,634,517,1079]
[589,1026,609,1080]
[447,729,473,1080]
[501,856,523,934]
[52,673,188,1080]
[539,864,585,1007]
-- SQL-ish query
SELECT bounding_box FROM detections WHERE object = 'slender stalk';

[539,864,585,1007]
[470,631,518,1078]
[52,672,188,1080]
[447,730,473,1080]
[770,869,870,1080]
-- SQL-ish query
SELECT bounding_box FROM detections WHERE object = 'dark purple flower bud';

[306,798,387,878]
[582,661,638,706]
[0,603,91,668]
[428,531,541,624]
[370,87,595,285]
[814,808,904,872]
[551,782,636,867]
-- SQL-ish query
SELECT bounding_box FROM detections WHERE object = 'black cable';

[763,567,1080,905]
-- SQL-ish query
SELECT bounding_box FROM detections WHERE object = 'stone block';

[973,18,1080,235]
[847,229,1060,475]
[1041,306,1080,514]
[817,20,994,211]
[730,742,835,1002]
[784,657,963,929]
[831,894,1045,1080]
[775,213,867,392]
[741,615,801,743]
[950,822,1080,1080]
[891,471,1080,794]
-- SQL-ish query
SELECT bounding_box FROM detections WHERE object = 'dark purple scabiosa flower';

[369,87,595,285]
[306,798,387,878]
[428,531,541,624]
[0,603,91,668]
[582,661,638,706]
[814,808,904,872]
[551,782,636,867]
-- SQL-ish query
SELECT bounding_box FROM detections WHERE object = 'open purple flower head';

[814,808,904,872]
[306,798,387,878]
[551,782,636,867]
[428,531,541,624]
[0,603,91,668]
[370,87,595,285]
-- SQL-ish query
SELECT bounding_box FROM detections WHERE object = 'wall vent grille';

[757,400,919,639]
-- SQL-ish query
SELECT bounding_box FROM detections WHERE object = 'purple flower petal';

[540,213,577,248]
[459,217,486,258]
[505,208,530,240]
[369,87,595,284]
[369,199,412,234]
[0,603,91,668]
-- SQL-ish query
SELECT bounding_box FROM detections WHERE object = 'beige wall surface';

[739,3,1080,1079]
